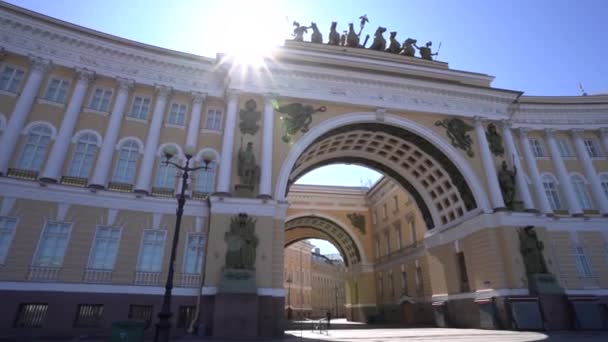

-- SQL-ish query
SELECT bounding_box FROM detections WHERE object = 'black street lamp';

[154,145,213,342]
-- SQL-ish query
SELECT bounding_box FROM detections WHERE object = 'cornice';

[0,7,224,96]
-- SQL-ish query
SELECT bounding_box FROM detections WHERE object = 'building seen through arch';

[1,2,608,339]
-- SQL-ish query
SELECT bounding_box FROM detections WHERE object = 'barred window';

[14,303,48,328]
[177,306,195,328]
[74,304,104,327]
[128,305,153,329]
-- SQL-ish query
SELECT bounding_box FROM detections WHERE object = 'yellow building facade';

[1,2,608,339]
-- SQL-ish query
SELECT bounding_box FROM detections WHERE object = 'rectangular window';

[400,267,408,295]
[205,109,223,131]
[177,306,195,328]
[183,234,205,274]
[457,252,470,293]
[556,138,575,158]
[0,65,25,93]
[14,303,48,328]
[393,195,399,212]
[137,230,166,272]
[74,304,104,327]
[374,236,380,258]
[382,204,388,220]
[395,222,403,250]
[384,231,391,255]
[167,103,187,125]
[88,226,121,270]
[128,96,151,120]
[128,305,153,329]
[415,266,424,297]
[389,271,394,297]
[584,139,602,158]
[372,211,377,225]
[89,88,113,112]
[0,216,18,264]
[34,222,71,267]
[408,218,417,245]
[574,246,593,278]
[378,275,383,298]
[530,138,545,157]
[43,78,69,103]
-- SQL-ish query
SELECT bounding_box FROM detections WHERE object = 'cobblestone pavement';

[283,328,608,341]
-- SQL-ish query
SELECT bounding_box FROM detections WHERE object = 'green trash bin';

[111,320,146,342]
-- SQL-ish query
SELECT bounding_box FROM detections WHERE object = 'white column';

[259,93,277,199]
[545,129,582,215]
[40,68,95,182]
[0,56,51,175]
[134,85,172,194]
[88,78,134,189]
[474,117,505,210]
[185,92,206,150]
[600,128,608,156]
[518,128,552,214]
[500,121,535,211]
[572,129,608,215]
[216,90,239,195]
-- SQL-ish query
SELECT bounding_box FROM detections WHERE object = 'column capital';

[543,128,557,138]
[191,91,207,105]
[473,116,488,125]
[28,55,52,73]
[570,128,585,138]
[75,67,95,84]
[116,77,135,92]
[226,89,241,102]
[154,84,173,98]
[499,119,513,129]
[517,127,532,137]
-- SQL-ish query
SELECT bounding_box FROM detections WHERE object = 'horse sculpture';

[368,26,387,51]
[386,31,401,53]
[328,22,340,45]
[346,23,359,48]
[310,22,322,43]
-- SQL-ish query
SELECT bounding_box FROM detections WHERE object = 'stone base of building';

[200,294,285,338]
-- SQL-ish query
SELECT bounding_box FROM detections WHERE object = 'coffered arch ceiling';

[284,216,362,267]
[287,123,478,230]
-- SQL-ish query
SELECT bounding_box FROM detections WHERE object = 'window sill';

[535,157,549,160]
[164,123,186,130]
[561,157,577,160]
[83,108,109,116]
[125,116,148,124]
[0,89,18,98]
[201,128,222,135]
[36,98,65,108]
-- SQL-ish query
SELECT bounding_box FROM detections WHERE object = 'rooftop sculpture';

[291,15,442,61]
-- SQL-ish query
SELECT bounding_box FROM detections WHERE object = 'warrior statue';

[416,41,438,60]
[435,118,475,157]
[237,141,259,187]
[498,160,517,210]
[276,103,327,142]
[292,21,309,42]
[400,38,417,57]
[328,22,340,45]
[225,213,258,270]
[368,26,387,51]
[518,226,549,275]
[310,22,323,43]
[385,31,401,53]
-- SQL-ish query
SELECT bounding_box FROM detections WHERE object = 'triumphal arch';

[0,3,607,339]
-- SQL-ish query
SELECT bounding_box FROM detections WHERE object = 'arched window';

[17,124,53,171]
[194,161,216,194]
[600,175,608,201]
[112,140,140,184]
[541,175,562,211]
[154,157,178,189]
[571,175,593,210]
[67,133,98,178]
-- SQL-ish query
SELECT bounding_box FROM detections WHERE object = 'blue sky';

[9,0,605,255]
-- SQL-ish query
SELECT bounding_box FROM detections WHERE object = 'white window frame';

[194,161,216,193]
[167,102,187,126]
[571,174,593,210]
[17,124,53,171]
[87,226,122,270]
[43,77,70,104]
[600,174,608,201]
[574,245,593,278]
[0,216,19,265]
[154,157,178,189]
[67,133,99,178]
[136,229,167,272]
[205,108,223,131]
[88,87,113,112]
[583,138,602,158]
[0,64,25,93]
[183,233,206,274]
[542,174,562,211]
[32,221,73,267]
[128,95,151,120]
[530,138,546,158]
[112,140,140,184]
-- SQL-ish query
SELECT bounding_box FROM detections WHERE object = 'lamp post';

[286,275,293,320]
[154,145,213,342]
